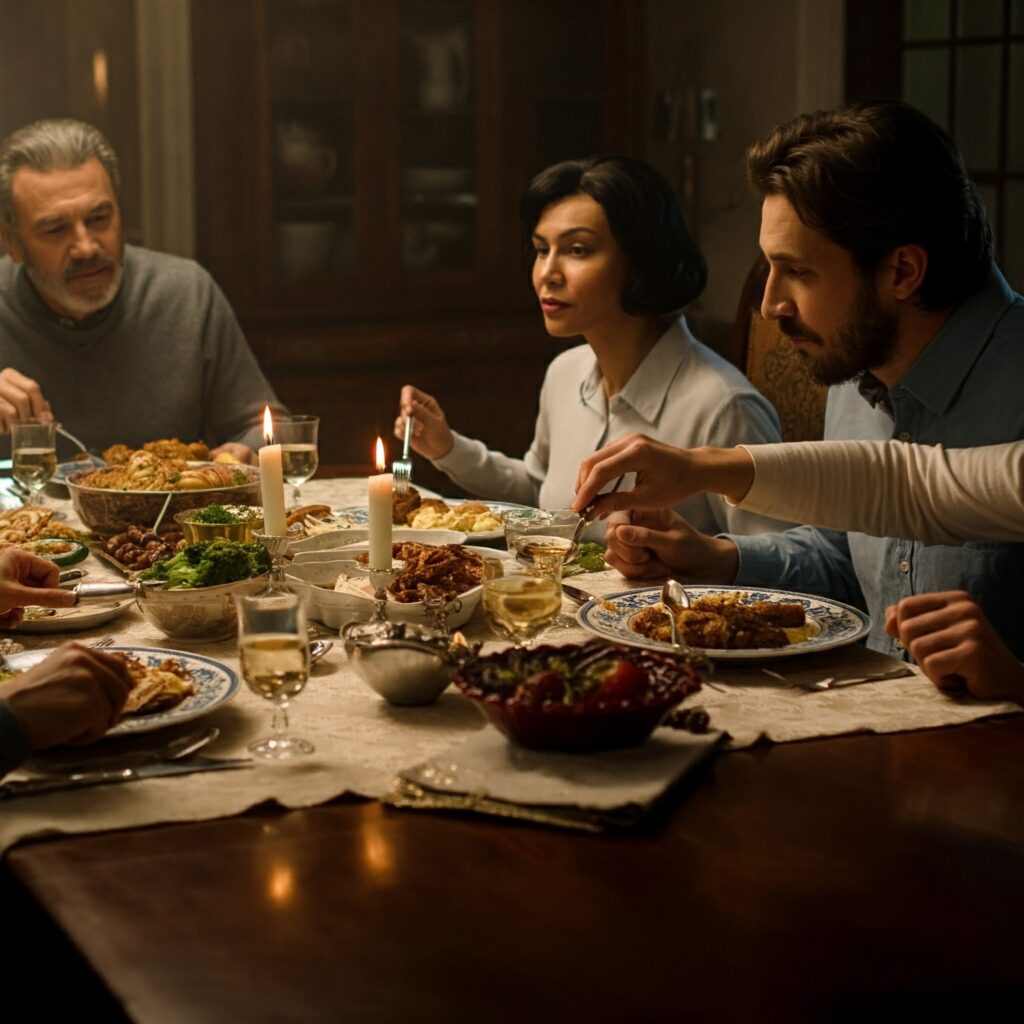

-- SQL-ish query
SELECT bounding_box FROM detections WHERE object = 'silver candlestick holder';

[367,564,400,623]
[253,525,302,592]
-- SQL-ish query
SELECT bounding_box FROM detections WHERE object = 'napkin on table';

[388,726,725,832]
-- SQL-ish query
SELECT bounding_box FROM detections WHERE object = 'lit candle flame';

[375,436,386,472]
[263,405,274,445]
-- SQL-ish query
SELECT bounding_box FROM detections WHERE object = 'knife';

[561,582,594,605]
[0,756,252,800]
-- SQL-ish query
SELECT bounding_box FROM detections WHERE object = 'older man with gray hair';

[0,118,284,462]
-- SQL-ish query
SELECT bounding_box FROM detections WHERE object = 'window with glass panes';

[901,0,1024,289]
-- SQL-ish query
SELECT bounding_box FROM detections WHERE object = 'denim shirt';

[0,699,31,780]
[727,268,1024,658]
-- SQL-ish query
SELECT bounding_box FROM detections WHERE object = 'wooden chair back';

[731,257,828,443]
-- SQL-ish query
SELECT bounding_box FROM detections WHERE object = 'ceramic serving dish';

[67,466,260,537]
[453,641,702,752]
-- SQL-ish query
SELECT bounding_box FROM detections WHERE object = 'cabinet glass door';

[268,0,356,278]
[398,0,476,271]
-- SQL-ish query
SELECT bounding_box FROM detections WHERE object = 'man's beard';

[779,283,899,386]
[24,247,123,319]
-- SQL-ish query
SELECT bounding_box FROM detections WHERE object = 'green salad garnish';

[563,542,605,577]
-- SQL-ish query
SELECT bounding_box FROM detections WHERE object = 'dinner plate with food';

[577,586,870,660]
[6,599,135,635]
[0,646,239,734]
[305,487,536,543]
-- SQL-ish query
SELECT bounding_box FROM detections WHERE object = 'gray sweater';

[0,246,284,456]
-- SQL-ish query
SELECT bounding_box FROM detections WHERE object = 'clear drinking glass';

[503,508,581,565]
[275,414,320,506]
[11,419,57,505]
[236,589,314,758]
[482,550,563,646]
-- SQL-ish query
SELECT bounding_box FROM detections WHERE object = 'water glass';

[275,414,320,506]
[236,589,314,758]
[11,419,57,505]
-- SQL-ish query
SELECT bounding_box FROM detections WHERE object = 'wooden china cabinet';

[191,0,645,480]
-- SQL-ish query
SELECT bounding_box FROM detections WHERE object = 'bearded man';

[600,100,1024,657]
[0,119,285,463]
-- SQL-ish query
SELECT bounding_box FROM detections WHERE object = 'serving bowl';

[67,466,260,536]
[453,640,702,752]
[174,506,265,544]
[286,560,483,629]
[134,576,268,641]
[342,620,461,705]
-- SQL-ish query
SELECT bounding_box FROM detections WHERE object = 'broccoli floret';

[140,539,257,589]
[241,540,272,577]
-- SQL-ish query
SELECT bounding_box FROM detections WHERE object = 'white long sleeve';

[736,440,1024,544]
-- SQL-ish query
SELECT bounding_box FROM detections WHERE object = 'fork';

[89,635,116,649]
[392,414,414,494]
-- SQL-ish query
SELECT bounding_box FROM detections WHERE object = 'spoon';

[571,474,626,551]
[309,639,333,665]
[660,579,691,650]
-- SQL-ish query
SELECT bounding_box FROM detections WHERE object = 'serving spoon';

[660,579,691,648]
[570,474,626,552]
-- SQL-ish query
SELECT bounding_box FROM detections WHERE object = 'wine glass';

[482,550,563,646]
[275,415,320,507]
[235,589,314,758]
[11,419,57,505]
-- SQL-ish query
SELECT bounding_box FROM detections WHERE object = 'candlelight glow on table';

[368,436,393,570]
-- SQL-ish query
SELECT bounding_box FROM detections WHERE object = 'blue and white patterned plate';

[329,500,537,542]
[577,586,871,660]
[3,646,239,735]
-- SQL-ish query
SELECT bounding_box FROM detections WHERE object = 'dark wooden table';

[5,714,1023,1022]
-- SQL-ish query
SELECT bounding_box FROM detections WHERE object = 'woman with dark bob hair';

[394,155,784,535]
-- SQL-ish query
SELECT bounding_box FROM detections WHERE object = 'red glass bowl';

[453,642,701,753]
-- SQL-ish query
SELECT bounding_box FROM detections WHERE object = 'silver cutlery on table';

[0,725,252,799]
[393,413,414,493]
[795,667,914,692]
[0,756,252,799]
[571,474,626,550]
[560,582,593,606]
[56,424,92,455]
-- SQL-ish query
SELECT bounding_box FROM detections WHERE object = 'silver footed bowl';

[341,620,466,706]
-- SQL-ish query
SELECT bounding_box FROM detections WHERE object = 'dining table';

[2,475,1022,1022]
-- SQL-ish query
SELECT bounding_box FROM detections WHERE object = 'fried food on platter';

[286,504,331,529]
[0,507,83,552]
[358,541,484,603]
[102,438,211,465]
[631,593,806,650]
[390,486,503,533]
[113,652,196,715]
[104,525,185,572]
[102,443,134,466]
[80,450,244,492]
[391,487,421,525]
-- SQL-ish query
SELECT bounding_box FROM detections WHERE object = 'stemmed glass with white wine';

[235,589,314,759]
[275,415,319,507]
[11,419,57,505]
[482,550,563,646]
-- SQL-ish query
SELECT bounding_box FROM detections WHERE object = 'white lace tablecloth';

[0,478,1017,851]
